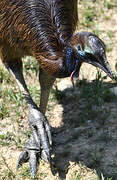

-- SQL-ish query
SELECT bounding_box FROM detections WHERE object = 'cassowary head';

[66,31,115,80]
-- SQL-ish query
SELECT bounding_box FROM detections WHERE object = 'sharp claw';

[29,150,39,179]
[16,150,29,169]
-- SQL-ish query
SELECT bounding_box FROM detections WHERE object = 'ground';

[0,0,117,180]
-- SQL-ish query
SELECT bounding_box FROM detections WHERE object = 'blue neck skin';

[66,46,86,78]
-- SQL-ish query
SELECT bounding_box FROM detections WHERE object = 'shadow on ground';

[50,79,117,180]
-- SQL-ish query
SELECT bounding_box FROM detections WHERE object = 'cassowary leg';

[4,60,54,178]
[39,69,55,114]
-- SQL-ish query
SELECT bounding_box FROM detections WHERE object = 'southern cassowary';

[0,0,115,178]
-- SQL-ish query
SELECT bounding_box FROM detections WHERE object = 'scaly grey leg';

[4,61,55,178]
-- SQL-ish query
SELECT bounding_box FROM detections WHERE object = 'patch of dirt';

[48,80,117,180]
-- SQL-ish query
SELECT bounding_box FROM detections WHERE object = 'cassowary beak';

[83,52,115,79]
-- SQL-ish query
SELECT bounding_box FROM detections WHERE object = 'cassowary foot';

[28,107,52,162]
[16,135,40,179]
[17,135,51,178]
[17,108,52,178]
